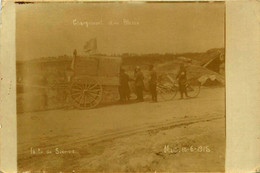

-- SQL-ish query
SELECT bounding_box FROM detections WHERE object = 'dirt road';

[18,87,225,172]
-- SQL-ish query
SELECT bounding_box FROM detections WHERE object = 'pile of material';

[198,74,224,86]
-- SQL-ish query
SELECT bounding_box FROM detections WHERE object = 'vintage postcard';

[0,0,259,173]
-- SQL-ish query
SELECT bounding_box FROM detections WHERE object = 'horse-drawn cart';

[66,55,122,109]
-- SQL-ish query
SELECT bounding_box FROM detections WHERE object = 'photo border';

[1,1,259,172]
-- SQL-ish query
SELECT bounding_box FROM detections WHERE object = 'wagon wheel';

[70,78,103,109]
[186,79,201,98]
[157,82,177,101]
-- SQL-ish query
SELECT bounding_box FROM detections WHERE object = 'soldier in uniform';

[118,68,130,103]
[149,65,157,102]
[176,63,188,99]
[134,66,144,101]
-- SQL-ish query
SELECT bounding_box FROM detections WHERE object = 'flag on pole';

[84,38,97,54]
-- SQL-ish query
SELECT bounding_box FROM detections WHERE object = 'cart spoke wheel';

[157,82,177,101]
[186,79,201,98]
[70,78,103,109]
[186,84,200,98]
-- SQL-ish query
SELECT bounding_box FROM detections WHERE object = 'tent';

[203,52,225,75]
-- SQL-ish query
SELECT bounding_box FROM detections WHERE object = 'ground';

[17,87,225,172]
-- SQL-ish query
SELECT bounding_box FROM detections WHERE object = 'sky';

[16,2,225,60]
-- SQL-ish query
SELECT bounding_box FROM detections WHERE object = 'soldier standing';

[176,63,188,99]
[118,68,130,103]
[149,65,157,102]
[134,66,144,102]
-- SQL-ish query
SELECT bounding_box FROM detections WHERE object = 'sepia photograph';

[16,2,226,172]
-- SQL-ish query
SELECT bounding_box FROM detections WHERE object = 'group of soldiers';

[118,63,188,103]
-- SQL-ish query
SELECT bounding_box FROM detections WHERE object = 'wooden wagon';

[66,55,122,109]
